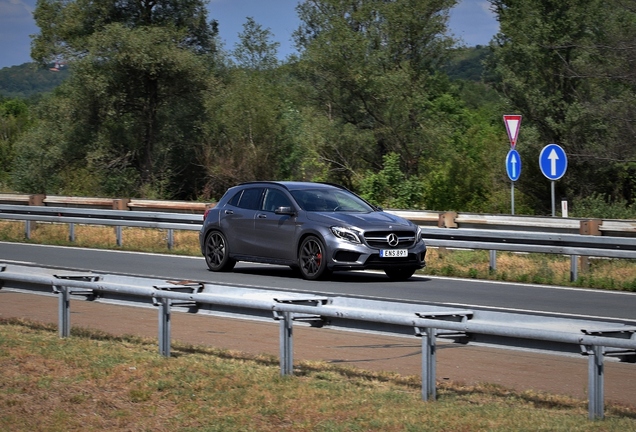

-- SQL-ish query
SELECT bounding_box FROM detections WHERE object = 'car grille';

[364,230,416,249]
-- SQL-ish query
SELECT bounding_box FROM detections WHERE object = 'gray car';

[199,181,426,280]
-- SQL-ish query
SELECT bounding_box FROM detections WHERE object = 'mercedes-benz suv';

[199,181,426,280]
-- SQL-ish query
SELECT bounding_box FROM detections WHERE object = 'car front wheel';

[298,236,331,280]
[204,231,236,272]
[384,267,416,281]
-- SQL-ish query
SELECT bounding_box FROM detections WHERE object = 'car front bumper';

[325,237,427,271]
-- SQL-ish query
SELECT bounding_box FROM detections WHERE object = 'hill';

[0,62,70,98]
[443,45,490,81]
[0,47,486,100]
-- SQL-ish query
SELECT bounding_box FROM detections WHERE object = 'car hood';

[306,210,415,230]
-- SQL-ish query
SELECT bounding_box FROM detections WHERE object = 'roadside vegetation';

[1,221,634,291]
[2,0,636,219]
[1,318,634,431]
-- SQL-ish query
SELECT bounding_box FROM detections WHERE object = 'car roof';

[238,181,345,191]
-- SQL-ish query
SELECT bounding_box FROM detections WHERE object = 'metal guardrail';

[0,264,634,420]
[0,204,201,249]
[0,193,210,213]
[0,203,634,281]
[1,192,635,234]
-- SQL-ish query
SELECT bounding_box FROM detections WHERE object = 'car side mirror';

[275,206,296,215]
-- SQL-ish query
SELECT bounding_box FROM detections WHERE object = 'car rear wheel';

[298,236,331,280]
[204,231,236,272]
[384,267,416,281]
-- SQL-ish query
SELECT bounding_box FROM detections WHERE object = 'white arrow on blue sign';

[506,149,521,181]
[539,144,567,180]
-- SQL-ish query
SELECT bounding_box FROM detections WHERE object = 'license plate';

[380,249,408,258]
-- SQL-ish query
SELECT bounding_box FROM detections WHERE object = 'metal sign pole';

[551,181,556,217]
[511,182,515,215]
[540,144,567,217]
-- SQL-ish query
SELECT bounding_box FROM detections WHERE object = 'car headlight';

[331,226,362,244]
[417,226,423,243]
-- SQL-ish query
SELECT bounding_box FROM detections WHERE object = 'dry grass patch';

[423,248,636,291]
[0,221,200,255]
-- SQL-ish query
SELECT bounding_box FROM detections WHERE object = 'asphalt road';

[1,241,635,323]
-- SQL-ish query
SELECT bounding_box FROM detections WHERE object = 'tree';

[293,0,458,182]
[22,0,219,198]
[487,0,636,211]
[232,17,280,70]
[32,0,217,64]
[291,0,510,210]
[0,98,32,187]
[196,17,288,198]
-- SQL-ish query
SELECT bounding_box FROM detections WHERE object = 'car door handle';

[224,210,233,215]
[257,214,267,219]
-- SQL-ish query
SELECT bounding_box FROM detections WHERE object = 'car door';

[251,187,298,261]
[219,187,264,255]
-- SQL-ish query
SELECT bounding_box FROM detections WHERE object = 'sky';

[0,0,498,70]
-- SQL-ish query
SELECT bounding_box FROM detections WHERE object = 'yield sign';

[503,114,522,148]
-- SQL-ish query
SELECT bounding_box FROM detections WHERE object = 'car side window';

[228,191,242,207]
[231,188,264,210]
[262,189,292,212]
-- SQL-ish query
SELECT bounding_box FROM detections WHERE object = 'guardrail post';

[273,297,328,376]
[158,297,171,357]
[489,250,497,272]
[438,212,458,228]
[580,327,636,420]
[112,199,130,210]
[579,219,602,276]
[420,327,437,401]
[279,311,294,376]
[153,284,201,357]
[26,194,45,238]
[586,345,605,420]
[115,226,123,247]
[167,229,174,250]
[56,285,71,338]
[415,311,473,401]
[52,275,98,338]
[69,223,75,242]
[570,255,579,282]
[113,199,130,247]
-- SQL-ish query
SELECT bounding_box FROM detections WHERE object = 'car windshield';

[290,188,375,212]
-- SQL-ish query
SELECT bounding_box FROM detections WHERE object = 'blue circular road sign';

[539,144,567,180]
[506,149,521,181]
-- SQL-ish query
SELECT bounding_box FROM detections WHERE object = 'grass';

[425,248,636,291]
[0,220,634,291]
[1,318,635,431]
